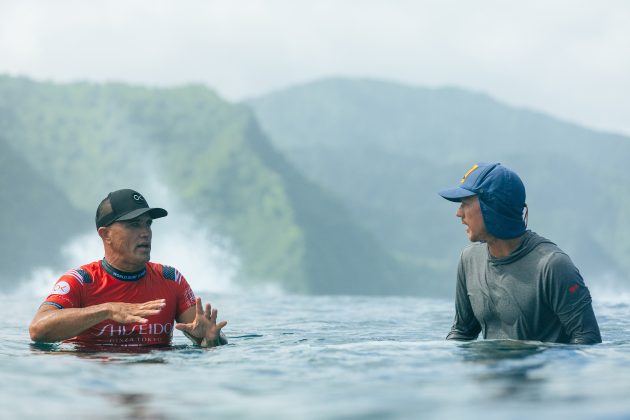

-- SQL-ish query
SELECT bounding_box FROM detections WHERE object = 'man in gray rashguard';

[438,162,601,344]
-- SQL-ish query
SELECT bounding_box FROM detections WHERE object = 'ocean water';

[2,290,630,419]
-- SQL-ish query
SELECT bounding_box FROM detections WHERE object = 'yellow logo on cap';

[460,164,479,184]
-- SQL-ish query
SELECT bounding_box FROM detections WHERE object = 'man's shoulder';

[525,233,570,263]
[146,262,185,284]
[536,247,578,274]
[523,231,561,252]
[60,260,102,285]
[519,233,580,279]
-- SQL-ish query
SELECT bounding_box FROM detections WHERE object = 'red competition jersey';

[43,260,196,346]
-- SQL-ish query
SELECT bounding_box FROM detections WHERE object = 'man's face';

[456,195,489,242]
[105,214,153,269]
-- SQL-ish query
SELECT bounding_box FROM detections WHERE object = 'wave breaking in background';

[11,211,241,301]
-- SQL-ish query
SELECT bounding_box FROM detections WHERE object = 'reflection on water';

[106,392,165,420]
[29,336,263,365]
[459,340,554,401]
[28,342,186,364]
[459,339,549,362]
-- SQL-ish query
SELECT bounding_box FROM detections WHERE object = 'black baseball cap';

[95,189,167,228]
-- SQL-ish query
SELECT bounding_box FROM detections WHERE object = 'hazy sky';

[1,0,629,135]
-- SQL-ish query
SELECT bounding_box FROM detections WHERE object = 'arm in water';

[446,256,481,341]
[176,297,228,347]
[29,299,166,343]
[543,253,602,344]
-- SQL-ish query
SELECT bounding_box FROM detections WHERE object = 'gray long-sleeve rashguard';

[447,231,601,344]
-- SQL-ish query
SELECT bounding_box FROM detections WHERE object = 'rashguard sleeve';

[447,257,482,341]
[43,272,84,309]
[542,253,602,344]
[176,275,197,317]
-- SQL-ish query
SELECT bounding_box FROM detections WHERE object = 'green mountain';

[0,140,85,276]
[249,77,630,289]
[0,76,415,295]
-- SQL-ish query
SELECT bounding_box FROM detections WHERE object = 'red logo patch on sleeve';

[568,283,580,294]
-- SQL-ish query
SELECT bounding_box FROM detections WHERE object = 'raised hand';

[175,297,227,347]
[107,299,166,324]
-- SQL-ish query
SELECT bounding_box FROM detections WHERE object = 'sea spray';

[7,213,241,300]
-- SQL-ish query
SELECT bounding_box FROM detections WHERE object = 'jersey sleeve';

[160,265,197,317]
[542,252,602,344]
[43,270,85,309]
[177,276,197,317]
[175,272,197,317]
[446,255,482,341]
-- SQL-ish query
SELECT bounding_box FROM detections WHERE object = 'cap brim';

[116,207,168,222]
[438,187,477,202]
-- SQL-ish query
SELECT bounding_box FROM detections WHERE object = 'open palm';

[175,297,227,346]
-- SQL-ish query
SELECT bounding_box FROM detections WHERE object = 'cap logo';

[133,194,145,202]
[460,164,479,184]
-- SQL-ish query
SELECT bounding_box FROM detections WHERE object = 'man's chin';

[134,252,151,264]
[467,233,481,243]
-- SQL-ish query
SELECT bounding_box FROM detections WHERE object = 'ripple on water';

[2,294,630,419]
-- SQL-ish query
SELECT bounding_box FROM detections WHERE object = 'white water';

[14,210,241,302]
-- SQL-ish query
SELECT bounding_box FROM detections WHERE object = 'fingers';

[109,299,228,341]
[130,301,165,318]
[119,315,149,324]
[136,299,166,313]
[196,297,204,317]
[134,308,163,318]
[109,300,165,323]
[175,323,193,333]
[144,299,166,305]
[137,299,166,309]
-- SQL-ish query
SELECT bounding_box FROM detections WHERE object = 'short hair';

[95,194,113,228]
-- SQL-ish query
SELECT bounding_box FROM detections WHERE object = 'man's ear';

[97,226,110,242]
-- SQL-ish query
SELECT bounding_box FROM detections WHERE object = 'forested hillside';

[6,75,623,296]
[250,78,630,288]
[0,76,418,295]
[0,140,85,276]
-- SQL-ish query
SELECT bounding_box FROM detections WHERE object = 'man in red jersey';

[29,189,227,347]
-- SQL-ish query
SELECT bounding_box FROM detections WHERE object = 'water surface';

[2,293,629,419]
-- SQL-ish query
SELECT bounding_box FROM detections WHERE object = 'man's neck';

[486,235,525,258]
[103,254,146,273]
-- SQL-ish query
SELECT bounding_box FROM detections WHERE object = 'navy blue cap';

[439,163,527,239]
[438,163,501,202]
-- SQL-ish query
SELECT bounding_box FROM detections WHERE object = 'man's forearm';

[29,304,111,343]
[183,331,203,345]
[446,329,479,341]
[204,331,228,347]
[568,306,602,345]
[183,331,228,347]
